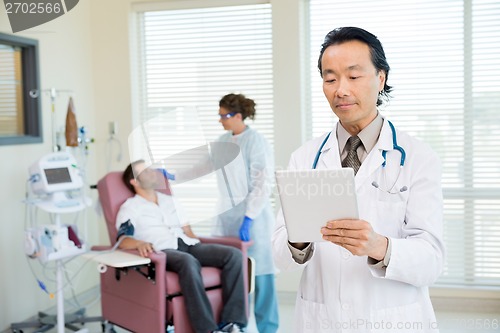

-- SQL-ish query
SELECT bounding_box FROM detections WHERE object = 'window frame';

[0,32,42,145]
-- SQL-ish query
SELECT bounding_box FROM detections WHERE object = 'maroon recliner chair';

[92,171,250,333]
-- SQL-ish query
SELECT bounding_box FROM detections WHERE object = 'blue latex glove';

[157,168,175,181]
[239,216,253,241]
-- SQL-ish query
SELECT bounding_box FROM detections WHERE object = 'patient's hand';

[118,236,154,257]
[136,241,154,257]
[182,225,198,239]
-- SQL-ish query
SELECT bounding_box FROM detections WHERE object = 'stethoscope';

[312,120,408,194]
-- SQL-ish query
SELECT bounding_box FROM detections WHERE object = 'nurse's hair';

[219,93,256,120]
[122,159,145,194]
[317,27,393,106]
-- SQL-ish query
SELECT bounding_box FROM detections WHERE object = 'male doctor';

[272,27,445,332]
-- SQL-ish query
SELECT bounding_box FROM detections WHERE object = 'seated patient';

[116,159,247,333]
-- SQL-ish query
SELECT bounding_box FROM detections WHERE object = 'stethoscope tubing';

[312,120,405,170]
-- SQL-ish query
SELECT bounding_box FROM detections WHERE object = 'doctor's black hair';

[122,159,145,194]
[317,27,393,106]
[219,93,256,120]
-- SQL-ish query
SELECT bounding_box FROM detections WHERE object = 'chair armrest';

[139,250,166,269]
[199,236,253,252]
[91,245,112,251]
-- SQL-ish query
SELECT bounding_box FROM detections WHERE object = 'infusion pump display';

[29,152,83,195]
[45,167,72,185]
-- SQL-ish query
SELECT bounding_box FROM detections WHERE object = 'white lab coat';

[213,126,276,275]
[273,119,444,333]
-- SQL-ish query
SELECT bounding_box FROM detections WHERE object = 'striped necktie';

[341,136,362,175]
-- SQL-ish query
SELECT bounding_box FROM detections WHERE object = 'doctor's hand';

[239,216,253,241]
[321,219,388,261]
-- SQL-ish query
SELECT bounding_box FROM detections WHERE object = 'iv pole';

[46,88,83,333]
[48,88,73,152]
[30,87,74,152]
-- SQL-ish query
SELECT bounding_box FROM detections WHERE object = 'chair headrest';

[97,171,132,244]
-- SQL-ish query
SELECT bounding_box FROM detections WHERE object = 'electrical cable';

[63,265,83,309]
[36,236,125,299]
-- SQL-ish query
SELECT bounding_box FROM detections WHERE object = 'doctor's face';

[321,40,386,134]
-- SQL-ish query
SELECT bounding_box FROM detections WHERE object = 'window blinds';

[133,2,273,234]
[0,44,23,136]
[307,0,500,287]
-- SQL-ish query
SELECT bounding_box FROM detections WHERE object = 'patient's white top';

[115,192,199,251]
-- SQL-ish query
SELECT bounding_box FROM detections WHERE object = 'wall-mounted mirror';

[0,32,42,145]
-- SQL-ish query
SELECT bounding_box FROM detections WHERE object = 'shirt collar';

[336,112,383,155]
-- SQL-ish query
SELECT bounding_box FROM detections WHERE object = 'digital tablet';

[275,168,359,242]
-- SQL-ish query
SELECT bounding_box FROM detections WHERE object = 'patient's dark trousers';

[163,238,247,333]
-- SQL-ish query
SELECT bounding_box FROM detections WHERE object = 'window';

[307,0,500,287]
[0,33,42,145]
[132,1,273,234]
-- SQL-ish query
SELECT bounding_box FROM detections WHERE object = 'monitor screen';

[44,167,72,185]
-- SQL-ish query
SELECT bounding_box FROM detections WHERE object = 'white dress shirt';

[116,192,199,251]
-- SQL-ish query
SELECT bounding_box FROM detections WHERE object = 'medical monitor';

[29,152,83,195]
[45,167,72,185]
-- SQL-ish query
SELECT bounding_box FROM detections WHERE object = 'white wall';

[270,0,306,294]
[0,0,306,330]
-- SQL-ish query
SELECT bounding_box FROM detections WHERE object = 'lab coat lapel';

[355,120,393,190]
[319,131,342,169]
